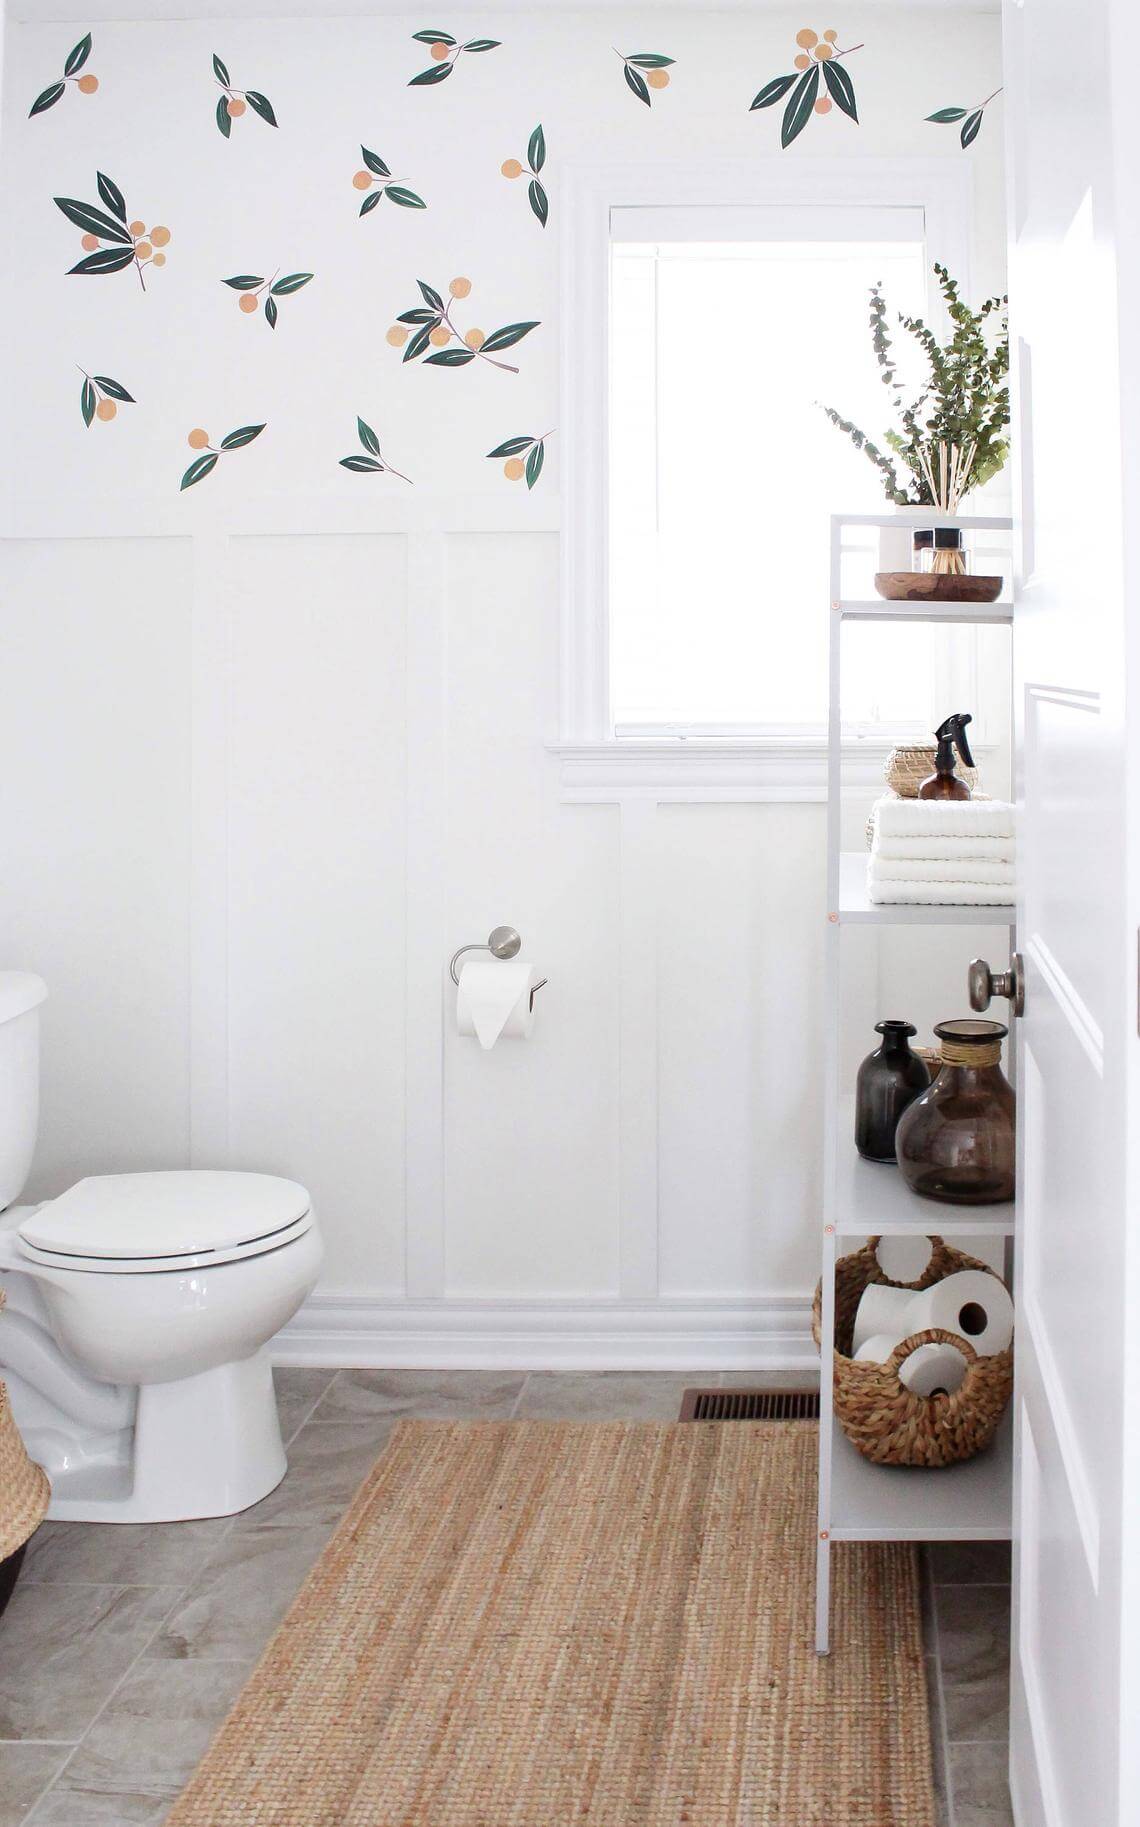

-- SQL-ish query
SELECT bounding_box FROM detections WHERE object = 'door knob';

[968,953,1025,1018]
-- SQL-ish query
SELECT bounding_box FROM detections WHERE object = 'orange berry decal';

[181,423,265,491]
[487,432,553,490]
[750,29,861,145]
[78,369,134,428]
[30,32,97,116]
[501,125,548,229]
[212,53,277,136]
[407,28,501,86]
[354,147,426,217]
[223,269,314,329]
[339,416,413,483]
[926,87,1004,148]
[55,174,169,291]
[389,277,539,374]
[617,50,675,107]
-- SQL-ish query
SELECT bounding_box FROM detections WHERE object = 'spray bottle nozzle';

[934,712,975,771]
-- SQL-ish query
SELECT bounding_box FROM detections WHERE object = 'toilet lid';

[18,1171,312,1264]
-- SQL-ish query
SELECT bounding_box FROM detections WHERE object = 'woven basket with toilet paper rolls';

[811,1236,1014,1468]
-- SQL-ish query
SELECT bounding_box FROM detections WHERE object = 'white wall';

[0,7,1007,1365]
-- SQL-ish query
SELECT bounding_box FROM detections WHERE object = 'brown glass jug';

[894,1018,1015,1204]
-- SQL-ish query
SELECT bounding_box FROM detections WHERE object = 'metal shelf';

[828,1412,1012,1543]
[837,852,1016,927]
[835,1098,1015,1238]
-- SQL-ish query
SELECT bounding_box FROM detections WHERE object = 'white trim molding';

[550,738,897,804]
[274,1291,816,1372]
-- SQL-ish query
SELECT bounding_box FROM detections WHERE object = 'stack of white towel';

[867,796,1016,905]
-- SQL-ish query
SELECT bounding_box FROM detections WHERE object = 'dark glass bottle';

[854,1020,931,1163]
[895,1018,1015,1204]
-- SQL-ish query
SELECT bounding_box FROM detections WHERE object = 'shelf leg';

[815,1534,831,1654]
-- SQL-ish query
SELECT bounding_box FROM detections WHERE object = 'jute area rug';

[166,1420,935,1826]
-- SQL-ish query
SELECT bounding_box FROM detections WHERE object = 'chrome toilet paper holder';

[449,926,548,1011]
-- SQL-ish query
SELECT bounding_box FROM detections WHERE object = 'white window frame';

[554,157,976,802]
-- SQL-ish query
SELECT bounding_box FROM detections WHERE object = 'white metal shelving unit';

[816,509,1016,1654]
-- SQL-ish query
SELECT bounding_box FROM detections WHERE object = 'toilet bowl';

[0,974,324,1522]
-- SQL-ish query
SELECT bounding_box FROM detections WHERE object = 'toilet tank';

[0,975,47,1211]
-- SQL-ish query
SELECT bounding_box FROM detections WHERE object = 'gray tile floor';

[1,1369,1013,1827]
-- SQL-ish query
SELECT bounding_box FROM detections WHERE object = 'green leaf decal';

[750,73,797,110]
[487,435,534,457]
[219,423,265,450]
[181,453,219,490]
[216,94,232,137]
[64,33,92,76]
[409,62,452,85]
[385,186,427,208]
[418,279,445,311]
[961,109,983,148]
[340,454,385,471]
[81,377,96,427]
[404,323,434,362]
[411,30,456,44]
[398,307,438,324]
[68,246,135,275]
[362,147,391,176]
[526,439,545,489]
[479,321,539,354]
[528,123,546,173]
[462,39,500,51]
[54,197,132,243]
[926,106,968,123]
[30,81,65,117]
[271,273,313,295]
[96,173,127,221]
[212,53,230,85]
[528,180,548,229]
[92,376,134,401]
[245,90,277,126]
[358,417,381,456]
[360,191,383,216]
[629,53,674,68]
[224,275,264,289]
[821,58,857,122]
[264,294,278,329]
[781,64,819,148]
[624,63,650,106]
[424,348,476,366]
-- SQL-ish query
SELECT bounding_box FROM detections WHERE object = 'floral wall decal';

[407,28,500,86]
[78,369,133,427]
[387,277,538,372]
[501,126,548,228]
[223,270,313,329]
[339,416,412,481]
[487,431,552,488]
[181,423,265,490]
[55,177,170,290]
[352,148,426,215]
[30,32,98,116]
[615,50,674,107]
[927,87,1003,148]
[750,27,862,146]
[212,54,277,136]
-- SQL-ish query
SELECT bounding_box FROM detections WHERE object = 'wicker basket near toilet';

[812,1236,1013,1468]
[0,1293,50,1565]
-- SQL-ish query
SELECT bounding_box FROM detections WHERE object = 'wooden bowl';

[874,572,1003,604]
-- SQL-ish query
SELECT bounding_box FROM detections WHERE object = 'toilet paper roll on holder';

[449,926,548,1011]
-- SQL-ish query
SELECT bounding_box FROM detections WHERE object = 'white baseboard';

[273,1292,817,1371]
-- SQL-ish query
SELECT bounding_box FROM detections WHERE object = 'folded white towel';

[872,833,1016,864]
[872,794,1015,841]
[866,870,1015,907]
[869,856,1015,887]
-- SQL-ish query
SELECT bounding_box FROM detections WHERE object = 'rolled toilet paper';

[897,1340,970,1397]
[852,1283,918,1354]
[904,1270,1013,1357]
[853,1331,905,1363]
[874,1234,934,1284]
[456,958,542,1050]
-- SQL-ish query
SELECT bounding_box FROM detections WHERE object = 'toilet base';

[47,1348,287,1523]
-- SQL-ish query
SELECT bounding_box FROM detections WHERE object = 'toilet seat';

[16,1171,314,1275]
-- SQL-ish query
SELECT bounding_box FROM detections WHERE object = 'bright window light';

[609,227,934,734]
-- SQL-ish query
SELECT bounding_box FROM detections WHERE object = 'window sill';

[547,738,892,804]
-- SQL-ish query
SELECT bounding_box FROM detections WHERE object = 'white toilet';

[0,972,323,1523]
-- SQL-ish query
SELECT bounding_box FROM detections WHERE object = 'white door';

[1001,0,1140,1822]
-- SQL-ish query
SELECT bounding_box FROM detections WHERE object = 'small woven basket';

[884,745,980,799]
[812,1236,1013,1468]
[0,1293,50,1562]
